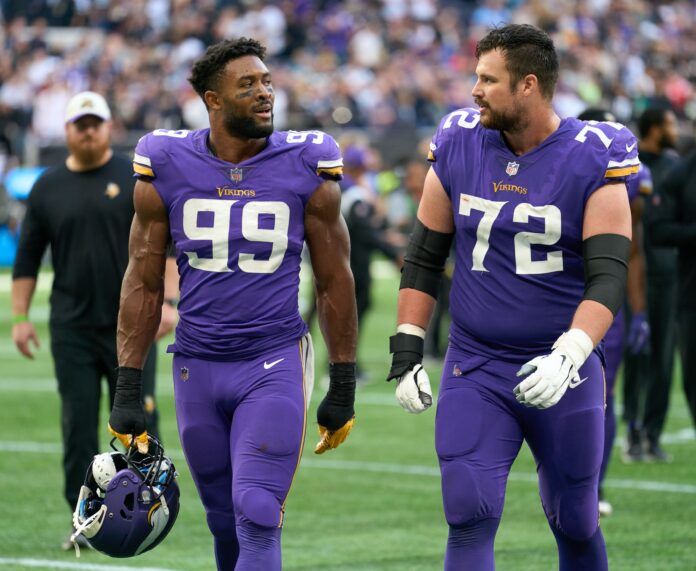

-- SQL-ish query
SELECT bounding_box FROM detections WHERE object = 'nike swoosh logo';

[626,142,636,152]
[264,358,284,370]
[569,376,589,389]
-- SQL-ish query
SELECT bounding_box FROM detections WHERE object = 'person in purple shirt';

[578,108,653,518]
[106,38,358,570]
[388,25,637,570]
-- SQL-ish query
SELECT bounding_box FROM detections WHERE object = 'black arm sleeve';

[400,219,454,298]
[648,155,696,248]
[12,184,49,279]
[582,233,631,316]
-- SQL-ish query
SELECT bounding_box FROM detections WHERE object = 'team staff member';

[623,108,680,462]
[341,145,403,379]
[10,91,177,549]
[649,149,696,429]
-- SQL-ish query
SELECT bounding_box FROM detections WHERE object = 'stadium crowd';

[0,0,695,155]
[1,2,696,561]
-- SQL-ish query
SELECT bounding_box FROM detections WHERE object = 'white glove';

[514,329,594,409]
[395,364,433,414]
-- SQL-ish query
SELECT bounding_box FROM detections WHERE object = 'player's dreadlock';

[188,38,267,104]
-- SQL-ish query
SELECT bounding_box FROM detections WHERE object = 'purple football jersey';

[133,128,343,359]
[429,109,640,362]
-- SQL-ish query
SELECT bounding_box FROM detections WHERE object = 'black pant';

[622,276,678,442]
[50,324,159,511]
[679,309,696,427]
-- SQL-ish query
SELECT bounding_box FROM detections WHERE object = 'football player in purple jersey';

[388,25,637,570]
[578,108,653,517]
[107,38,358,570]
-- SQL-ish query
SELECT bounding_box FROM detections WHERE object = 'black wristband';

[327,362,356,403]
[114,366,143,406]
[387,333,424,381]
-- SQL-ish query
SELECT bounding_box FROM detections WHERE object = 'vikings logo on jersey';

[132,128,343,360]
[428,108,640,362]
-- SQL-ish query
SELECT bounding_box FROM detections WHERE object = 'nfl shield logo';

[230,168,243,182]
[506,161,520,176]
[180,367,189,382]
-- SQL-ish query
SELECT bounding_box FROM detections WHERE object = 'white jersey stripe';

[316,158,344,168]
[606,156,640,169]
[133,152,152,166]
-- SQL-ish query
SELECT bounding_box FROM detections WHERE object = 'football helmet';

[71,436,179,557]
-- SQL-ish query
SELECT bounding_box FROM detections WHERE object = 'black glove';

[317,363,356,430]
[108,367,148,452]
[315,362,356,454]
[387,333,424,381]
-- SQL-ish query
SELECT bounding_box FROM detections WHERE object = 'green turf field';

[0,267,694,570]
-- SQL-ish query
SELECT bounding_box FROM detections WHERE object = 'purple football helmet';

[71,436,179,558]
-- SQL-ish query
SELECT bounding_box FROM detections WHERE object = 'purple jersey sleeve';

[296,130,343,183]
[428,108,482,197]
[579,121,640,199]
[132,129,188,181]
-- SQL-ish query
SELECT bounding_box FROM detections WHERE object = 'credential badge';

[506,161,520,176]
[230,168,243,182]
[180,367,189,382]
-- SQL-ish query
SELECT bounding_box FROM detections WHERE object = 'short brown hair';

[476,24,559,100]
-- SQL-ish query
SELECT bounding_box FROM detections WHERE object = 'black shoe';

[645,441,672,463]
[622,427,644,463]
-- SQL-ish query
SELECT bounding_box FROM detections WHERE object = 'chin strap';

[70,510,100,558]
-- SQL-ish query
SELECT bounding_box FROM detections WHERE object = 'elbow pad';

[582,234,631,316]
[400,219,454,299]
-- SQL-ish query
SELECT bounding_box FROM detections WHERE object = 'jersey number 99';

[181,199,289,274]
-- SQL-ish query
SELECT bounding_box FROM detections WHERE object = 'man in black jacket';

[623,107,680,462]
[341,145,403,379]
[648,148,696,429]
[10,91,177,548]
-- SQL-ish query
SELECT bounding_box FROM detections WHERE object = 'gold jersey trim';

[605,165,640,178]
[133,163,155,178]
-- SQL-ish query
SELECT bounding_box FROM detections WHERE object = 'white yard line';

[0,558,178,571]
[1,440,694,495]
[3,376,695,421]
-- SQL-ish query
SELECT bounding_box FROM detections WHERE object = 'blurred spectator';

[0,0,694,155]
[623,107,681,463]
[340,143,403,380]
[648,147,696,430]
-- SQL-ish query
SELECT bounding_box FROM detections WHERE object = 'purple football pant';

[173,334,314,571]
[437,346,607,571]
[601,312,624,487]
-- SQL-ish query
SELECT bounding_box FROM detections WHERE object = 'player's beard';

[477,98,527,133]
[222,107,274,140]
[660,132,676,150]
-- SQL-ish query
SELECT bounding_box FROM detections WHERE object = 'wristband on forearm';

[327,362,356,405]
[114,366,143,405]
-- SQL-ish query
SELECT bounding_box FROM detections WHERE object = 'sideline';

[1,440,694,495]
[0,558,178,571]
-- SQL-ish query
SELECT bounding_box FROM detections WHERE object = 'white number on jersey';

[286,130,325,144]
[574,121,624,149]
[458,194,563,275]
[182,199,290,273]
[443,110,480,130]
[152,129,190,138]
